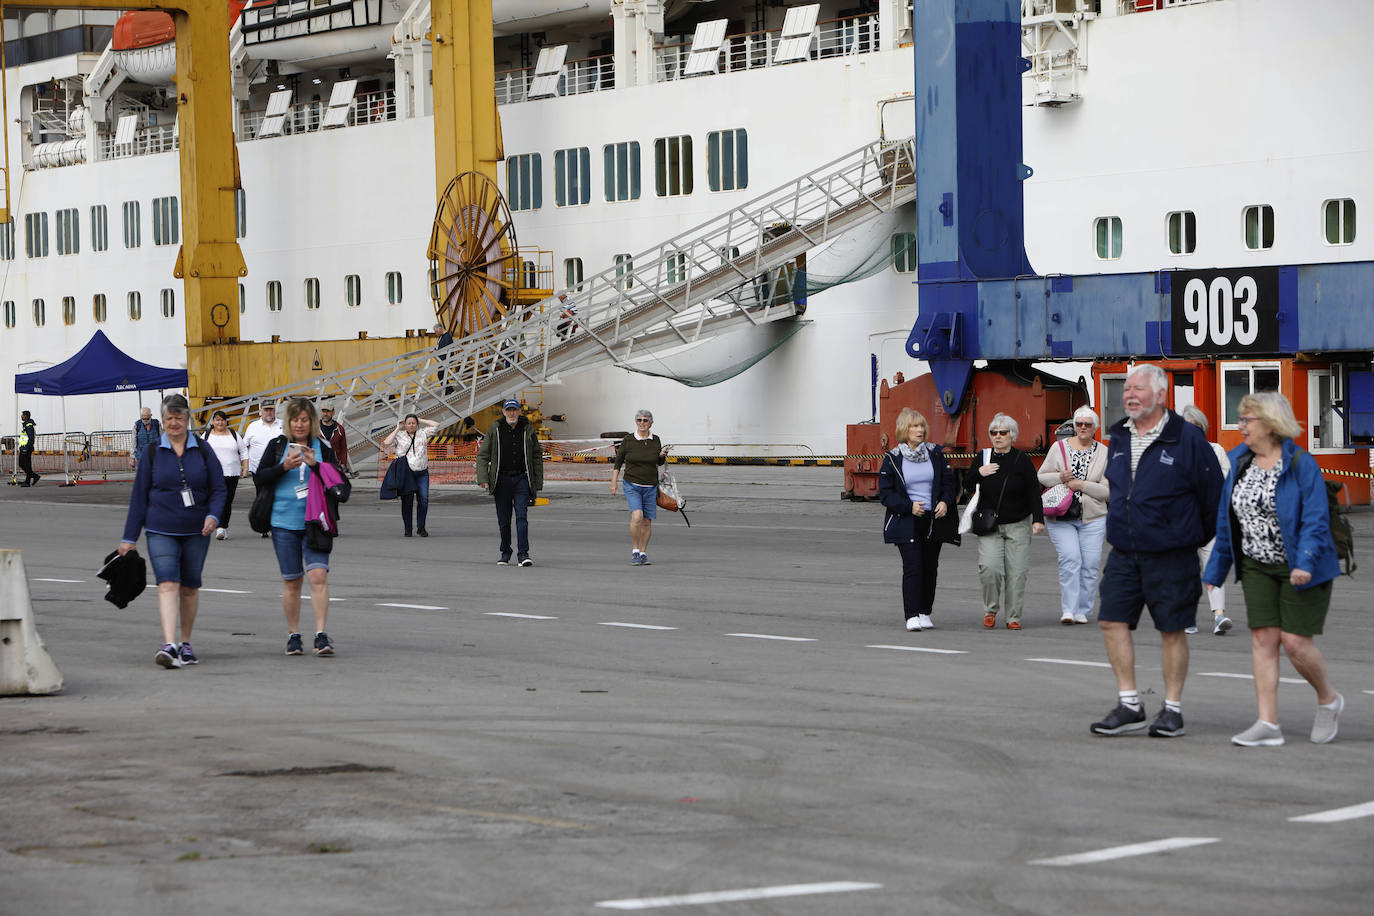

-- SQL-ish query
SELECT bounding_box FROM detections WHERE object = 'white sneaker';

[1184,626,1199,635]
[916,614,934,630]
[1311,693,1344,744]
[215,527,226,540]
[1073,613,1088,624]
[905,617,922,632]
[1232,720,1284,747]
[1060,614,1075,626]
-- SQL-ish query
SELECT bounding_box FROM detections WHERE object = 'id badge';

[181,487,195,508]
[294,482,309,500]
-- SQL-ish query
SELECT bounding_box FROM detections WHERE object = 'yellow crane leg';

[430,0,503,194]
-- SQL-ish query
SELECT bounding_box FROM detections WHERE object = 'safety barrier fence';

[6,434,1373,483]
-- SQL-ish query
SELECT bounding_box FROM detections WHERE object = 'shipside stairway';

[205,137,915,469]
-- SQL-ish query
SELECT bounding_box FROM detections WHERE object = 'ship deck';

[2,469,1372,914]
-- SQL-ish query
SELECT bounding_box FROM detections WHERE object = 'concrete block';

[0,549,64,696]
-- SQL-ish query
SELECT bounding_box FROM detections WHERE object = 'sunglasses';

[635,418,651,423]
[989,429,1011,435]
[1074,421,1094,428]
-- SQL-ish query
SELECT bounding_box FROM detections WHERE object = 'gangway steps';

[195,137,915,470]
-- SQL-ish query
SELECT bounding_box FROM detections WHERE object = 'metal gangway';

[198,137,916,470]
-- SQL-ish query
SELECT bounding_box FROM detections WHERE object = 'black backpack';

[1325,479,1357,576]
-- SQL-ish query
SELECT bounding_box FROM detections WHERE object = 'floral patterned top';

[1232,460,1286,565]
[1067,444,1096,481]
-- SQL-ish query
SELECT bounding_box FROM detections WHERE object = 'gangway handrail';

[193,137,915,470]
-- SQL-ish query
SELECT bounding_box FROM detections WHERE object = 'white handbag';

[958,448,991,535]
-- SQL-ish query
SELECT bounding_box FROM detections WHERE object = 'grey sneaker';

[1148,706,1186,738]
[1232,720,1284,747]
[1213,615,1233,635]
[1311,693,1344,744]
[1184,626,1199,635]
[1090,703,1147,736]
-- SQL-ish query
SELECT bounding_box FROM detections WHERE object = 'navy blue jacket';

[1103,410,1222,554]
[879,445,956,544]
[122,434,227,543]
[1202,438,1340,589]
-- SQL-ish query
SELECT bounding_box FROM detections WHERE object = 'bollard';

[0,549,64,696]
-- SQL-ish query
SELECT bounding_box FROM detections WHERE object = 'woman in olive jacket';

[879,408,957,631]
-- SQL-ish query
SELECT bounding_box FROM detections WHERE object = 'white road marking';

[201,588,251,594]
[725,633,816,642]
[35,578,84,583]
[329,598,346,602]
[1198,672,1307,685]
[1025,657,1111,668]
[1028,837,1219,867]
[1362,690,1374,696]
[377,603,448,610]
[487,612,558,620]
[867,644,967,655]
[1289,801,1374,824]
[595,881,882,910]
[599,622,678,630]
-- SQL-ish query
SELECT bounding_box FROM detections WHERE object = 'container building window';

[1221,363,1281,427]
[128,291,142,321]
[93,293,107,324]
[603,141,641,202]
[707,129,748,192]
[1323,198,1355,246]
[1094,216,1122,260]
[1167,210,1196,255]
[555,147,591,207]
[654,135,693,197]
[91,205,108,252]
[506,153,542,211]
[1243,205,1274,250]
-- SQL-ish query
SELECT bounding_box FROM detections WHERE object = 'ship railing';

[653,13,880,84]
[495,52,615,105]
[236,88,396,142]
[187,137,914,472]
[99,123,179,162]
[1120,0,1220,13]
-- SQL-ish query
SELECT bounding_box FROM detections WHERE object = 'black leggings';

[221,476,240,529]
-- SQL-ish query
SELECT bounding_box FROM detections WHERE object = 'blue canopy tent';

[14,331,188,483]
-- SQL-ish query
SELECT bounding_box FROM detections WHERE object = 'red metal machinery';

[844,364,1090,499]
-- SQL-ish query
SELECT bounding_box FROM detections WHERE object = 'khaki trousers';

[978,517,1033,623]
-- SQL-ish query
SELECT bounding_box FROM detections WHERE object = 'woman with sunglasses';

[962,412,1045,630]
[610,409,669,566]
[1037,406,1110,625]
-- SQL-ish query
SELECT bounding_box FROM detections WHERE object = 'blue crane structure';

[907,0,1374,443]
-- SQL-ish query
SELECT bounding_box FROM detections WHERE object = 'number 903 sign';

[1170,267,1279,355]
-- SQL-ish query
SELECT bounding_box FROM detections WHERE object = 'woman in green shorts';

[1203,391,1343,748]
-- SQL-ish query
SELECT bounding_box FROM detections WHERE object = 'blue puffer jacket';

[879,445,956,544]
[1103,410,1222,554]
[1202,438,1339,589]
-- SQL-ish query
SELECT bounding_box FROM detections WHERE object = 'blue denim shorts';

[145,532,212,589]
[623,481,658,520]
[270,527,330,581]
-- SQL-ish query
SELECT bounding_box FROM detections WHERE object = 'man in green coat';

[474,399,544,566]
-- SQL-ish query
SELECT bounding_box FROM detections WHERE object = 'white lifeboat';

[111,12,178,86]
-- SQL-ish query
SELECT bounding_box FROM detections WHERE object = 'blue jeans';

[493,473,531,557]
[623,481,658,519]
[401,469,430,531]
[1045,517,1106,619]
[270,527,330,581]
[145,532,212,589]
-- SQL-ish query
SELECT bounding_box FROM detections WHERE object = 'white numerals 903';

[1182,275,1259,348]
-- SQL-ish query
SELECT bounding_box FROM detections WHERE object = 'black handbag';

[971,455,1010,536]
[248,483,274,533]
[304,521,334,554]
[927,510,962,547]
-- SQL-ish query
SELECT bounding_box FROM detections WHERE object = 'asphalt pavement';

[1,469,1372,915]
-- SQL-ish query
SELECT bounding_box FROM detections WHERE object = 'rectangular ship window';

[1324,198,1356,246]
[707,129,748,192]
[614,253,633,290]
[91,205,108,252]
[1094,216,1122,260]
[56,209,79,256]
[267,281,282,312]
[891,232,916,273]
[654,135,693,197]
[386,271,403,305]
[152,196,180,247]
[32,298,45,327]
[26,212,49,258]
[555,147,591,207]
[1167,211,1196,255]
[235,188,248,239]
[123,201,141,249]
[93,293,107,324]
[160,289,175,319]
[506,153,543,211]
[62,296,76,326]
[1243,205,1274,250]
[2,300,14,329]
[346,274,362,308]
[0,219,14,260]
[305,278,321,310]
[127,291,142,321]
[603,142,641,202]
[564,257,583,291]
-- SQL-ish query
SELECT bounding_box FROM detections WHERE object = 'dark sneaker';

[417,527,429,538]
[1090,702,1147,736]
[285,633,304,656]
[178,642,199,665]
[1148,707,1186,738]
[518,555,533,567]
[313,632,335,656]
[155,644,183,669]
[639,553,651,566]
[497,555,511,566]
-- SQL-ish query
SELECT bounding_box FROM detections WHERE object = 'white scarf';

[898,442,930,463]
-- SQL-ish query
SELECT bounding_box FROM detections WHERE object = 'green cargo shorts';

[1239,555,1332,636]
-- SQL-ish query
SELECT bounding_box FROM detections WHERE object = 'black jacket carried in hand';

[98,549,147,609]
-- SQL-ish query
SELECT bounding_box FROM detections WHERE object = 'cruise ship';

[3,0,1373,467]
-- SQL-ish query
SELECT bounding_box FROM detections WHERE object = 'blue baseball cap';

[502,399,520,410]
